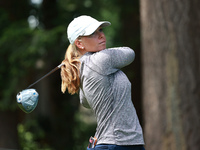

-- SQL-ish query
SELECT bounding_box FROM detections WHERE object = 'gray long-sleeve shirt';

[79,47,144,145]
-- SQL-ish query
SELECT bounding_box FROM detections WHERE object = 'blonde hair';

[60,44,81,94]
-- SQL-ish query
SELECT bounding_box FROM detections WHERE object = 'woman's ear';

[74,39,84,50]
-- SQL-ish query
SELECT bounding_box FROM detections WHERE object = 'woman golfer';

[61,15,145,150]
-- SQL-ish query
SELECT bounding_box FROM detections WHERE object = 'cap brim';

[83,21,111,36]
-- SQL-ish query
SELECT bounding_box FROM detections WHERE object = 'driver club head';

[16,89,39,113]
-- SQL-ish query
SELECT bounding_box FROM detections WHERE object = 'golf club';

[16,63,64,113]
[27,63,64,89]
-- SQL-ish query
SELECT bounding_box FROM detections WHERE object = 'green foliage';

[0,21,35,110]
[0,22,66,111]
[18,119,53,150]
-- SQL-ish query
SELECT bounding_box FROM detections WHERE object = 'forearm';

[107,47,135,69]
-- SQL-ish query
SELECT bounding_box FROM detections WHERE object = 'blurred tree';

[0,0,31,149]
[141,0,200,150]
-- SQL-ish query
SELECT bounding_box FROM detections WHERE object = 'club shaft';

[27,64,64,89]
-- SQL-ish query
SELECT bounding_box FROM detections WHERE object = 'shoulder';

[83,47,134,60]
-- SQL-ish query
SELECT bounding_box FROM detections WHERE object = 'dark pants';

[87,144,145,150]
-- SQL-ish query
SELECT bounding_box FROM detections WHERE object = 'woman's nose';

[98,31,105,39]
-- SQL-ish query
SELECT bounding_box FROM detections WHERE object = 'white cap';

[67,15,111,44]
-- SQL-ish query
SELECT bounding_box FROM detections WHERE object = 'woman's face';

[76,27,107,54]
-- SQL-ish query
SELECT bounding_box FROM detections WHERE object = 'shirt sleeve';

[88,47,135,75]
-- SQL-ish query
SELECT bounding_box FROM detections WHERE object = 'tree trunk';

[140,0,200,150]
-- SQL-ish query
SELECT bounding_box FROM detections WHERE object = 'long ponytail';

[60,44,81,94]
